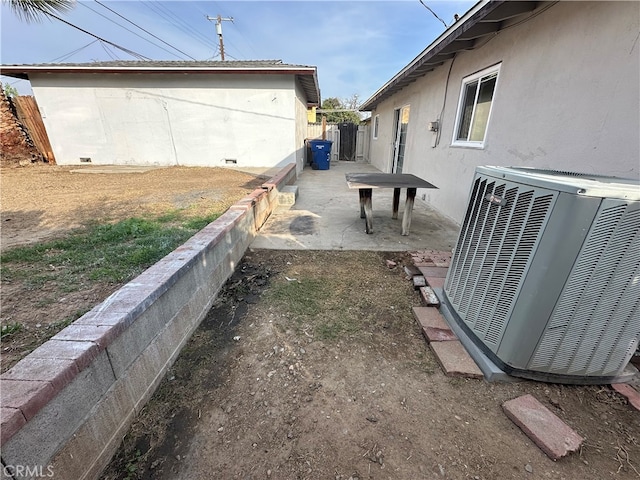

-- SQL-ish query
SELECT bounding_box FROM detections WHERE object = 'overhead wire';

[49,39,100,62]
[151,1,214,47]
[79,2,188,60]
[418,0,448,29]
[141,1,213,52]
[39,10,150,60]
[204,46,221,61]
[93,0,197,60]
[99,41,119,60]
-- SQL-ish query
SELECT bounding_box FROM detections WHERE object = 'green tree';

[317,96,362,124]
[5,0,75,22]
[2,83,19,98]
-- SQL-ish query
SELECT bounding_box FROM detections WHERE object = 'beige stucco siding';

[294,79,310,173]
[30,73,299,168]
[369,1,640,224]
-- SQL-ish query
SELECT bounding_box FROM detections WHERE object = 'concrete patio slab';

[250,162,460,251]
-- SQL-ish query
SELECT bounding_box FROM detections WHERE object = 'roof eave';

[1,65,321,106]
[360,0,540,111]
[1,65,317,76]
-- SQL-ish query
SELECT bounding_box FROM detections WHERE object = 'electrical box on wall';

[428,121,439,132]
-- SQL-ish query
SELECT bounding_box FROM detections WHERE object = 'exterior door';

[391,105,410,173]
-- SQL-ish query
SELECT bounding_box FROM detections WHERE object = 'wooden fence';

[13,96,56,164]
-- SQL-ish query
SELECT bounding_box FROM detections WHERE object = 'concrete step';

[277,185,298,209]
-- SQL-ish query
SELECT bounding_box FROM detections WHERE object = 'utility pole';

[206,15,233,60]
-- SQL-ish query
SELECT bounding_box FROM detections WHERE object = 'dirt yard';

[1,165,639,480]
[102,250,640,480]
[0,164,266,370]
[0,164,266,251]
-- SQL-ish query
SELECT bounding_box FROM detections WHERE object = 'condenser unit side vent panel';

[445,175,557,350]
[528,204,640,376]
[445,166,640,383]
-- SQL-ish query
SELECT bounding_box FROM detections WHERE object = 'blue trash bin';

[309,140,333,170]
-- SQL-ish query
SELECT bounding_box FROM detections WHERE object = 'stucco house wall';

[294,79,310,172]
[367,1,639,224]
[29,72,304,168]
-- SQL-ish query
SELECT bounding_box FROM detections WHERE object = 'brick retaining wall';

[0,163,296,480]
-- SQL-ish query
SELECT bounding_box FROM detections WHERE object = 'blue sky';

[1,0,476,103]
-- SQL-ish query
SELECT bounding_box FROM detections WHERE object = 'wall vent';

[79,157,92,163]
[444,166,640,384]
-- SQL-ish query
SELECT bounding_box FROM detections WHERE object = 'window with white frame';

[372,114,380,139]
[452,63,501,147]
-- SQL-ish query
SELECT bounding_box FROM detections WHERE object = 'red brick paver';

[417,266,448,278]
[411,250,452,268]
[1,357,79,394]
[612,383,640,411]
[1,407,26,446]
[29,339,101,372]
[429,341,483,379]
[425,276,445,289]
[0,379,56,421]
[502,394,583,460]
[412,307,457,342]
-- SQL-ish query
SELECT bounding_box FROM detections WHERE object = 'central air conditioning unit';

[443,166,640,384]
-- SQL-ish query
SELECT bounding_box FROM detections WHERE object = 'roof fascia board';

[360,0,497,110]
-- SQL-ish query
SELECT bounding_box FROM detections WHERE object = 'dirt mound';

[0,87,41,167]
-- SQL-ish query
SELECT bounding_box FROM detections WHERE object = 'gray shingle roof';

[10,59,310,69]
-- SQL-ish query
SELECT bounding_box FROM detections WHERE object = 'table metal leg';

[358,189,366,219]
[361,188,373,234]
[402,187,416,235]
[392,188,400,220]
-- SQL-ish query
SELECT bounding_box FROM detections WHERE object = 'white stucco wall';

[369,1,640,224]
[294,79,310,173]
[30,73,302,168]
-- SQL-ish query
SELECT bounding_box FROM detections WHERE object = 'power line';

[93,0,197,60]
[80,2,186,60]
[99,41,119,61]
[41,10,150,60]
[141,1,213,52]
[152,0,213,47]
[81,2,183,59]
[418,0,448,29]
[49,39,100,62]
[141,0,214,53]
